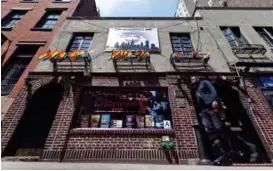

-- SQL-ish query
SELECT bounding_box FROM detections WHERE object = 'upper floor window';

[254,27,273,47]
[35,10,62,29]
[220,27,248,47]
[1,10,27,28]
[1,34,7,45]
[53,0,70,2]
[66,33,93,61]
[1,45,39,95]
[21,0,39,2]
[170,33,193,56]
[67,34,93,52]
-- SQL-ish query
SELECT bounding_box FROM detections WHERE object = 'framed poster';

[105,28,160,52]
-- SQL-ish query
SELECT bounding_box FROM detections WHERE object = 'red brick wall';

[48,75,199,163]
[2,74,273,164]
[240,78,273,160]
[1,0,80,97]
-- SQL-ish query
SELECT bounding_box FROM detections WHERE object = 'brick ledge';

[69,128,175,135]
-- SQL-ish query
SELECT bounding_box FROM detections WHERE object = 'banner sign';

[111,50,150,61]
[105,28,160,52]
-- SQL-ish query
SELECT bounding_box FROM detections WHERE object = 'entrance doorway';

[191,79,270,163]
[215,82,270,163]
[2,83,64,157]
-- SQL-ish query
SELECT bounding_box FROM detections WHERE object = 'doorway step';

[1,156,39,162]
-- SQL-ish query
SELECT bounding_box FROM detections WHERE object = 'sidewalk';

[2,162,273,170]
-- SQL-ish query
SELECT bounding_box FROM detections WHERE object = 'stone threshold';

[1,156,39,162]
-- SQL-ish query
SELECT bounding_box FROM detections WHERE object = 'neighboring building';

[175,0,273,17]
[1,0,99,120]
[2,7,273,165]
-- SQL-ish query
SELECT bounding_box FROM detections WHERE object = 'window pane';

[1,46,38,95]
[171,39,181,43]
[81,43,91,48]
[67,34,93,55]
[173,47,183,51]
[172,44,182,48]
[2,10,26,28]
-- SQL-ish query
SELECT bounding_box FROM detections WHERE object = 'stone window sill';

[1,27,12,31]
[52,1,71,3]
[20,0,39,3]
[69,128,175,135]
[31,27,53,31]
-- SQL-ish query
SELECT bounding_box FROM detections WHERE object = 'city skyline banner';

[105,28,160,52]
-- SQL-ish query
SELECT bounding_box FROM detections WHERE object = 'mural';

[105,28,160,52]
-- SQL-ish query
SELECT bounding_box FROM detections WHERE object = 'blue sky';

[95,0,179,17]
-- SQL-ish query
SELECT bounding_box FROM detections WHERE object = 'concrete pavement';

[1,162,273,170]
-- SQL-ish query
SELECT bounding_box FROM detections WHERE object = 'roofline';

[196,7,273,10]
[66,16,203,20]
[174,0,181,17]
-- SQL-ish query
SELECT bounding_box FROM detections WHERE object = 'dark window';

[75,87,172,129]
[220,27,248,47]
[36,10,62,29]
[1,10,27,28]
[66,33,93,61]
[1,34,7,45]
[170,33,193,56]
[1,46,39,95]
[254,27,273,47]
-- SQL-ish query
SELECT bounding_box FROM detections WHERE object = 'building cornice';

[196,7,273,10]
[66,16,203,20]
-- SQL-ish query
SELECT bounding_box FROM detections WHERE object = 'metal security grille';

[170,33,193,56]
[2,10,27,28]
[1,46,39,95]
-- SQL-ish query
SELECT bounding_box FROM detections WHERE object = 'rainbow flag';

[68,50,78,61]
[143,51,149,58]
[77,50,87,58]
[173,52,182,59]
[38,50,51,61]
[122,50,131,58]
[57,51,67,62]
[48,50,59,61]
[112,50,121,59]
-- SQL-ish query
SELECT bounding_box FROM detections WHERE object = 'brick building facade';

[1,8,273,165]
[175,0,273,17]
[1,0,98,120]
